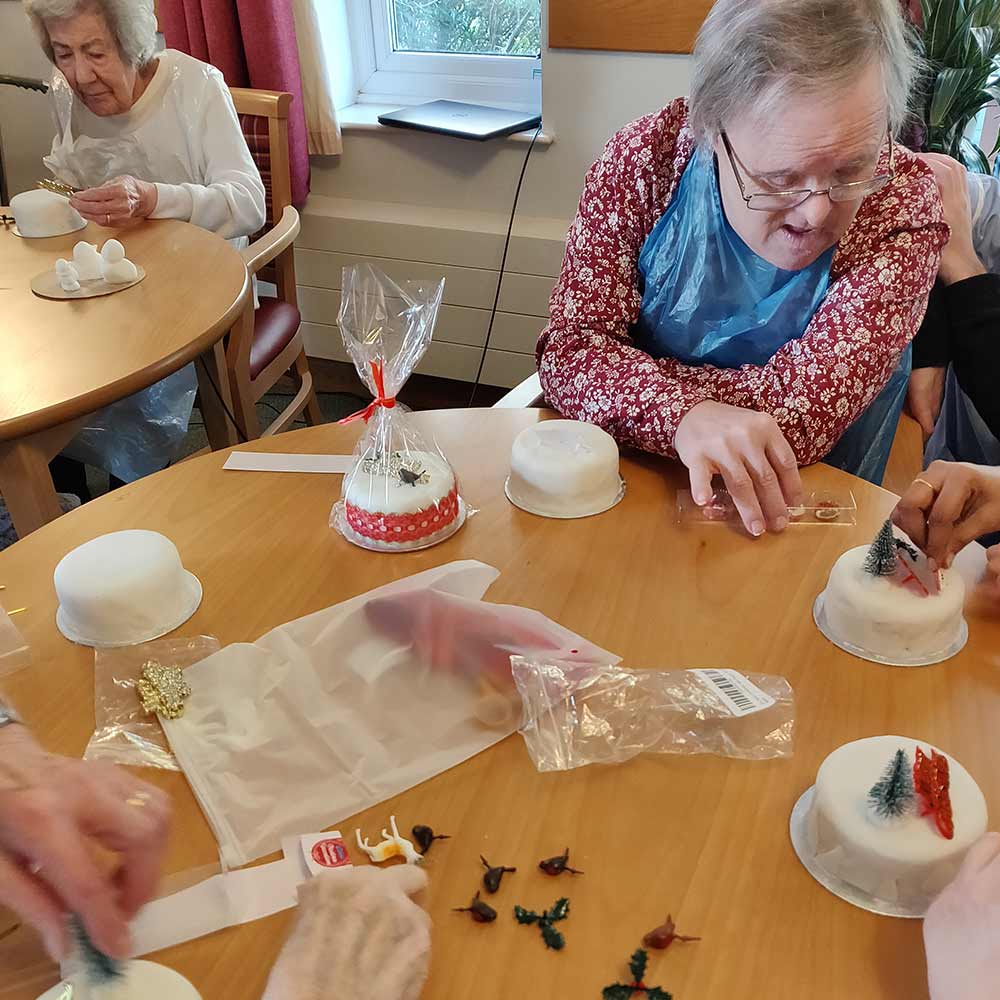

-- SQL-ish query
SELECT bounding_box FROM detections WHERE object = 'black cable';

[468,122,543,407]
[196,356,250,444]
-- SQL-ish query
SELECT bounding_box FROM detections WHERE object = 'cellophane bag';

[511,657,796,772]
[330,264,463,552]
[0,606,30,679]
[85,635,220,770]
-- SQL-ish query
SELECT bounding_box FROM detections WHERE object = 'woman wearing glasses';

[537,0,945,537]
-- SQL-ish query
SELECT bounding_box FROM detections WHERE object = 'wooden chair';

[226,87,322,438]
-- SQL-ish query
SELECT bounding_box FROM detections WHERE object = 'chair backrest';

[230,87,296,303]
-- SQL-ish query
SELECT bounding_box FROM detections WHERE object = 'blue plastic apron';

[632,147,909,484]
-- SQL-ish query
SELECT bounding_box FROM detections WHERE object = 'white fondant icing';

[55,259,81,292]
[804,737,988,906]
[101,238,126,263]
[344,450,455,515]
[73,241,104,280]
[37,960,201,1000]
[820,545,966,660]
[54,530,202,647]
[507,419,622,517]
[101,257,139,284]
[11,189,85,238]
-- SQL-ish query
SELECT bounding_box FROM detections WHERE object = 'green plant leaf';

[540,923,565,950]
[513,905,538,925]
[930,67,975,126]
[961,135,992,173]
[646,989,674,1000]
[602,988,634,1000]
[926,0,962,59]
[629,950,649,983]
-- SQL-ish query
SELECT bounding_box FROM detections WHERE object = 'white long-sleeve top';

[45,49,266,241]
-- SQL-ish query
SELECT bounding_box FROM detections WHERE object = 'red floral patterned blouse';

[536,99,948,464]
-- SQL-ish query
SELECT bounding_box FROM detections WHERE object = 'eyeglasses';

[720,130,894,211]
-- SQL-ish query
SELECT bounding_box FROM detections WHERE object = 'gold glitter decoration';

[136,661,191,720]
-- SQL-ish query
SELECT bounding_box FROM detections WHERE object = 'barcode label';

[693,669,776,717]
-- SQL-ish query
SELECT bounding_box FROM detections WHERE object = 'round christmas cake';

[817,522,966,662]
[11,188,86,238]
[343,450,460,549]
[506,419,623,518]
[802,736,988,909]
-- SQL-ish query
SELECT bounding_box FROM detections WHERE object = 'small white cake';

[803,736,988,908]
[73,240,104,280]
[506,419,623,517]
[342,450,461,549]
[11,189,85,238]
[38,960,201,1000]
[54,530,202,647]
[819,545,966,662]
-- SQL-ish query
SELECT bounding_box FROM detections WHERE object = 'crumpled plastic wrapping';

[330,264,464,552]
[84,635,220,770]
[511,657,796,772]
[0,606,30,679]
[161,561,619,868]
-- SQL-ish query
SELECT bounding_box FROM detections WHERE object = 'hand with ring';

[0,722,170,960]
[893,460,1000,572]
[69,175,158,229]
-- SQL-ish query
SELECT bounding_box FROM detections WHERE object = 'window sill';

[337,103,554,145]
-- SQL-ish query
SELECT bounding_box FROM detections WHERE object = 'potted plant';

[913,0,1000,171]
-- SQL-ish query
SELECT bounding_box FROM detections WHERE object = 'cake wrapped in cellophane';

[330,264,464,551]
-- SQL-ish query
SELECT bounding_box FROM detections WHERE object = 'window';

[346,0,542,110]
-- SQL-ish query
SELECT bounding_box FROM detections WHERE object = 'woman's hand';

[0,724,170,960]
[674,400,803,536]
[917,153,986,286]
[924,832,1000,1000]
[69,175,157,228]
[907,367,946,439]
[893,460,1000,568]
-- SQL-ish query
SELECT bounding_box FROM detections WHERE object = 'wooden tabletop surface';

[0,217,248,442]
[1,408,998,1000]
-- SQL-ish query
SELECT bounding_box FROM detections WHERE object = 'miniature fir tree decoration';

[513,897,570,950]
[602,949,673,1000]
[72,916,124,984]
[863,520,898,577]
[868,748,915,819]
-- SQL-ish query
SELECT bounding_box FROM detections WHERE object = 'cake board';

[31,266,146,301]
[36,960,202,1000]
[812,594,969,667]
[789,787,926,919]
[504,476,626,519]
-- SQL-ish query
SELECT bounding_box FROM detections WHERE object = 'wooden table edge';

[0,260,251,444]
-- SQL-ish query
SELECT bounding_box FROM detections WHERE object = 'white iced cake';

[507,419,622,517]
[11,188,85,237]
[804,736,988,907]
[820,544,966,661]
[54,530,202,647]
[342,450,460,548]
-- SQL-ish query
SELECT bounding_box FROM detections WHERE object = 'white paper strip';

[129,855,302,957]
[223,452,354,474]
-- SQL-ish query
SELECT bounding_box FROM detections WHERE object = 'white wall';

[0,3,56,201]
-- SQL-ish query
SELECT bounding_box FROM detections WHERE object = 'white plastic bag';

[330,264,462,551]
[512,657,796,771]
[162,561,619,868]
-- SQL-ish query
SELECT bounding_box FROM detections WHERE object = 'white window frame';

[346,0,541,111]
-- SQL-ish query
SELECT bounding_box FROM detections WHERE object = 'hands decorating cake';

[0,720,170,961]
[894,462,1000,576]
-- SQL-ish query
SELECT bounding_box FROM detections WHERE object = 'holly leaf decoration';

[602,988,635,1000]
[629,949,649,983]
[541,923,565,950]
[646,988,674,1000]
[514,905,539,925]
[547,897,570,922]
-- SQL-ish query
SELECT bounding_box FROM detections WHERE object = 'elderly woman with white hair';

[22,0,266,489]
[538,0,946,537]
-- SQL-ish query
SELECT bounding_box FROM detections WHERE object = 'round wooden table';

[0,216,249,539]
[1,409,998,1000]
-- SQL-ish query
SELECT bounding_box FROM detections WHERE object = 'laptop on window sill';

[377,100,541,141]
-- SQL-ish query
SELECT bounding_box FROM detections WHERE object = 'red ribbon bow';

[338,360,397,424]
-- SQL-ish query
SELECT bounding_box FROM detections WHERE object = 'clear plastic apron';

[632,147,909,485]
